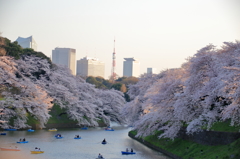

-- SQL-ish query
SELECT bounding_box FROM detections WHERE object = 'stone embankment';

[177,128,240,145]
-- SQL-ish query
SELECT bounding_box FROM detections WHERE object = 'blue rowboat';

[102,141,107,144]
[105,129,114,131]
[0,133,6,135]
[4,129,17,131]
[81,127,88,130]
[74,137,81,139]
[121,151,136,154]
[27,129,34,132]
[17,141,28,143]
[55,136,63,139]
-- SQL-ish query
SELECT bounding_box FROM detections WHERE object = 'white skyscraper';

[76,56,105,78]
[123,57,140,77]
[147,68,157,74]
[15,36,37,51]
[52,47,76,75]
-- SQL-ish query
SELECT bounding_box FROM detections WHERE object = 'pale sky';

[0,0,239,79]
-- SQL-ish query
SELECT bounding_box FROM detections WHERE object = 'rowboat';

[4,129,17,131]
[0,147,20,151]
[28,129,34,132]
[96,158,105,159]
[0,132,6,135]
[74,137,81,139]
[17,141,28,143]
[102,141,107,144]
[48,128,57,131]
[81,127,88,130]
[121,151,136,154]
[31,151,44,154]
[105,129,114,131]
[55,136,63,139]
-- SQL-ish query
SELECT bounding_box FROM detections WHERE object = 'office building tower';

[123,57,140,77]
[15,36,37,51]
[147,68,157,74]
[76,56,105,78]
[52,47,76,75]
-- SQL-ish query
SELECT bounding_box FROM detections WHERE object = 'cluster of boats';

[0,126,136,158]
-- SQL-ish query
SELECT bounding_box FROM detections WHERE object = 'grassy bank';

[130,122,240,159]
[47,104,78,124]
[26,104,106,127]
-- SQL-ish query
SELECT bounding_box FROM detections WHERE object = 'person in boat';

[102,138,106,143]
[98,153,103,158]
[76,135,79,138]
[131,148,133,152]
[15,146,18,149]
[23,138,26,141]
[38,148,41,151]
[126,148,129,152]
[19,138,22,142]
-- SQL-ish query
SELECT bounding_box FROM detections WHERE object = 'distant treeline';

[84,76,139,102]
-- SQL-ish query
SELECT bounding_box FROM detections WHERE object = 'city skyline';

[1,0,239,79]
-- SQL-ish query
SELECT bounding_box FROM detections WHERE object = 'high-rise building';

[123,57,140,77]
[76,56,105,78]
[15,36,37,51]
[52,47,76,75]
[147,68,157,74]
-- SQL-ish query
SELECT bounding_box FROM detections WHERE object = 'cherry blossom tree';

[0,56,52,129]
[0,55,126,129]
[124,41,240,139]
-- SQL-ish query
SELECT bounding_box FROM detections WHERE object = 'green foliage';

[130,130,240,159]
[4,38,22,59]
[111,83,122,91]
[2,37,52,66]
[86,76,107,89]
[21,48,52,66]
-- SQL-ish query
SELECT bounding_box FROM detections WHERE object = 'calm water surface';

[0,126,171,159]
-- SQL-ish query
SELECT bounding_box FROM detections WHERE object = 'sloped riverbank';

[129,130,240,159]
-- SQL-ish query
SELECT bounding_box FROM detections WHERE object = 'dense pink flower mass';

[122,41,240,139]
[0,56,126,129]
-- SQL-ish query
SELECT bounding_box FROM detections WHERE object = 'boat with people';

[31,151,44,154]
[121,151,136,154]
[0,147,20,151]
[27,129,34,132]
[48,128,57,131]
[105,126,114,131]
[17,141,28,143]
[55,134,63,139]
[96,153,105,159]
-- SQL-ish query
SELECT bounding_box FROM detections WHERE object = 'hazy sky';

[1,0,239,79]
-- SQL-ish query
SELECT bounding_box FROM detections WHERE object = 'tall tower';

[111,38,117,80]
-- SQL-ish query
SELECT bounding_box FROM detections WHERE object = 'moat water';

[0,126,171,159]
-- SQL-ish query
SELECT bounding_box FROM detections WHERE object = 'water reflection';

[0,126,171,159]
